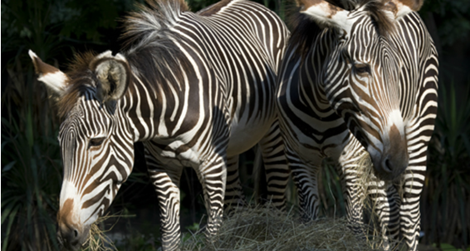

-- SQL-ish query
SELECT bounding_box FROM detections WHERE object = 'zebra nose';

[57,199,87,250]
[380,154,409,180]
[58,222,82,250]
[384,159,392,172]
[377,123,409,180]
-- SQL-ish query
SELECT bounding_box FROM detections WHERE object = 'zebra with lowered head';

[276,0,438,250]
[29,0,290,250]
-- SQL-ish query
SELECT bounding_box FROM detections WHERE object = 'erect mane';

[55,0,196,119]
[120,0,193,97]
[361,0,396,36]
[57,51,99,119]
[121,0,189,50]
[287,0,397,59]
[286,4,324,61]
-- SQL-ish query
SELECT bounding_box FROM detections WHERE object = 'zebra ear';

[386,0,423,19]
[91,51,131,102]
[299,0,352,34]
[28,50,68,95]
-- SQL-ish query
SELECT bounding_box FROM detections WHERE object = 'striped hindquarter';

[30,0,290,250]
[276,0,438,250]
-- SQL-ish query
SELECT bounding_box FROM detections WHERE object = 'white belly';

[226,115,272,156]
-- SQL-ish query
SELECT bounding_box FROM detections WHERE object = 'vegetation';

[2,0,469,250]
[422,81,470,249]
[1,60,62,250]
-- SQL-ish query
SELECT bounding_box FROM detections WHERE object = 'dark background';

[2,0,469,250]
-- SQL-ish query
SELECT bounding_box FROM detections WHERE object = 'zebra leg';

[285,146,321,220]
[196,153,227,240]
[258,120,289,211]
[367,176,402,250]
[371,148,428,250]
[145,151,184,251]
[224,155,246,214]
[337,140,368,235]
[339,138,401,249]
[399,167,426,251]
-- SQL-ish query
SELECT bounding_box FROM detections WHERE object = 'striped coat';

[276,0,438,250]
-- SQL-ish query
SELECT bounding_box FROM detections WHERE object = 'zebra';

[29,0,290,250]
[276,0,438,250]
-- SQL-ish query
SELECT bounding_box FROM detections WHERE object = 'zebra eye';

[89,137,105,148]
[354,64,371,75]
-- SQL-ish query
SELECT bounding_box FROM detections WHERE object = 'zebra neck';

[120,59,204,143]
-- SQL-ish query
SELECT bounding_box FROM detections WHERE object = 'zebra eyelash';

[88,137,106,148]
[353,63,371,75]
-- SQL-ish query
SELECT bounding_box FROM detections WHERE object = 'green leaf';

[1,203,20,251]
[2,160,16,172]
[455,176,468,248]
[1,201,17,224]
[439,243,461,251]
[26,106,34,147]
[1,117,15,132]
[1,139,9,151]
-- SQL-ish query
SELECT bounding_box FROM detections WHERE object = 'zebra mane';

[120,0,189,50]
[362,0,396,36]
[286,11,323,61]
[120,0,198,100]
[56,0,193,118]
[58,51,100,118]
[288,0,396,59]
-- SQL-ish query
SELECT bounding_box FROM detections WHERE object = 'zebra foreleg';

[399,167,426,251]
[367,178,402,250]
[286,147,321,220]
[337,139,368,236]
[258,121,289,211]
[146,164,184,250]
[196,153,227,241]
[337,163,366,236]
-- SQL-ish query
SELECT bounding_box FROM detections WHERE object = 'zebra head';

[29,50,134,250]
[299,0,423,180]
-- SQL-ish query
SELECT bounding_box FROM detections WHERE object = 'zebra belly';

[226,116,272,156]
[144,139,202,169]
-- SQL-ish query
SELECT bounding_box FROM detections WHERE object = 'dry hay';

[182,205,381,251]
[82,212,132,251]
[83,153,399,251]
[83,205,389,251]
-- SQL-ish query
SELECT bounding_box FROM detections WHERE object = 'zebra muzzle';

[372,137,409,181]
[379,152,409,181]
[57,223,89,251]
[57,199,90,250]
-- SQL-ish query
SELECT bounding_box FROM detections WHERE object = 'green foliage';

[318,162,346,217]
[181,222,205,249]
[186,0,219,11]
[186,0,287,21]
[423,81,470,249]
[420,0,470,45]
[112,225,161,251]
[60,0,137,42]
[1,62,62,250]
[1,0,139,68]
[432,243,470,251]
[2,0,62,63]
